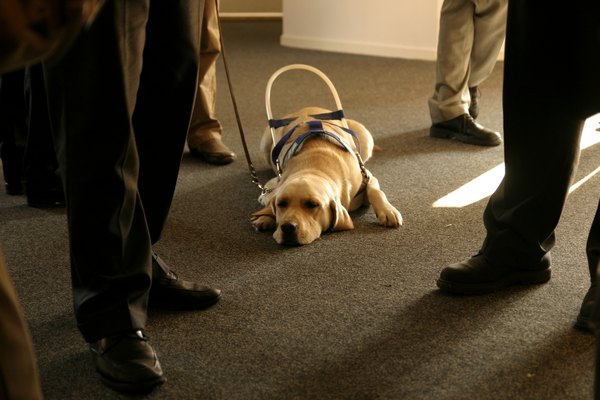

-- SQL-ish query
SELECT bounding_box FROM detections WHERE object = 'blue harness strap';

[268,117,297,129]
[268,109,371,193]
[271,124,300,164]
[268,109,346,129]
[309,109,345,121]
[271,119,361,167]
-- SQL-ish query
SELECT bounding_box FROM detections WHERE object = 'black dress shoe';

[575,283,597,334]
[149,253,222,310]
[189,137,236,165]
[25,176,65,208]
[26,187,65,208]
[430,113,502,146]
[468,86,480,119]
[5,181,24,195]
[90,330,165,393]
[437,253,551,295]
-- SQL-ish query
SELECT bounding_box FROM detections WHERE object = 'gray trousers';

[428,0,507,123]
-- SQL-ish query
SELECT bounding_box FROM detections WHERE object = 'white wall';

[281,0,444,60]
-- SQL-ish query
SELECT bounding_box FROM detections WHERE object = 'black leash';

[214,0,267,194]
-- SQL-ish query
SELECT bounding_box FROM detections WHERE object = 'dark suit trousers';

[0,70,27,190]
[480,0,600,273]
[44,0,203,342]
[480,2,600,395]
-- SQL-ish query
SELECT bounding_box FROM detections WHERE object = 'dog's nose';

[281,222,297,234]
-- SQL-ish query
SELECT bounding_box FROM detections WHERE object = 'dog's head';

[260,175,354,246]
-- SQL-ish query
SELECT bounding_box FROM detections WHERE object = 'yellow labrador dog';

[251,106,402,245]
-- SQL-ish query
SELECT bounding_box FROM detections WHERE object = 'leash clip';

[355,151,371,186]
[275,160,283,181]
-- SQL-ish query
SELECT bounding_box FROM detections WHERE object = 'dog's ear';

[329,199,354,231]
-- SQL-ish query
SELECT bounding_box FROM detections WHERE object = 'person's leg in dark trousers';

[437,1,600,295]
[436,106,582,293]
[480,110,583,268]
[0,65,64,207]
[23,63,64,207]
[132,1,222,311]
[575,190,600,398]
[44,0,219,393]
[0,70,27,195]
[436,0,600,394]
[579,200,600,331]
[480,0,592,270]
[589,203,600,399]
[133,1,203,242]
[45,0,158,344]
[589,203,600,302]
[0,65,65,207]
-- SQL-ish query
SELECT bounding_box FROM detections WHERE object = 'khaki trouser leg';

[428,0,506,123]
[469,0,507,87]
[188,0,222,149]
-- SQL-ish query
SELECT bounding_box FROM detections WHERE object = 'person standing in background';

[428,0,507,146]
[0,66,65,208]
[187,0,237,165]
[435,0,600,345]
[434,0,599,393]
[0,1,103,398]
[43,0,221,393]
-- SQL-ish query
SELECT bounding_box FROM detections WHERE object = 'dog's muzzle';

[280,222,300,245]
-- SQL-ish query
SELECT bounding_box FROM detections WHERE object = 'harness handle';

[265,64,349,146]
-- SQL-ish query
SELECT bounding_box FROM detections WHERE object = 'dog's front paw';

[250,214,276,232]
[376,205,403,228]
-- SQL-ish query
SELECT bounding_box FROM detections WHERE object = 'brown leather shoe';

[5,181,24,195]
[189,137,236,165]
[430,113,502,146]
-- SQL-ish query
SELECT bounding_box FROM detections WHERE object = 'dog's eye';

[277,200,289,208]
[304,200,319,209]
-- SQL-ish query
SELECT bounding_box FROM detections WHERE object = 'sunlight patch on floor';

[432,164,504,208]
[433,114,600,208]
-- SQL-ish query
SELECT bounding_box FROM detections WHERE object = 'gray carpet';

[1,20,599,400]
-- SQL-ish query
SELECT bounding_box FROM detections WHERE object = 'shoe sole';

[574,316,594,334]
[99,372,166,394]
[430,127,501,147]
[27,199,66,208]
[436,268,551,295]
[189,148,236,165]
[148,292,222,311]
